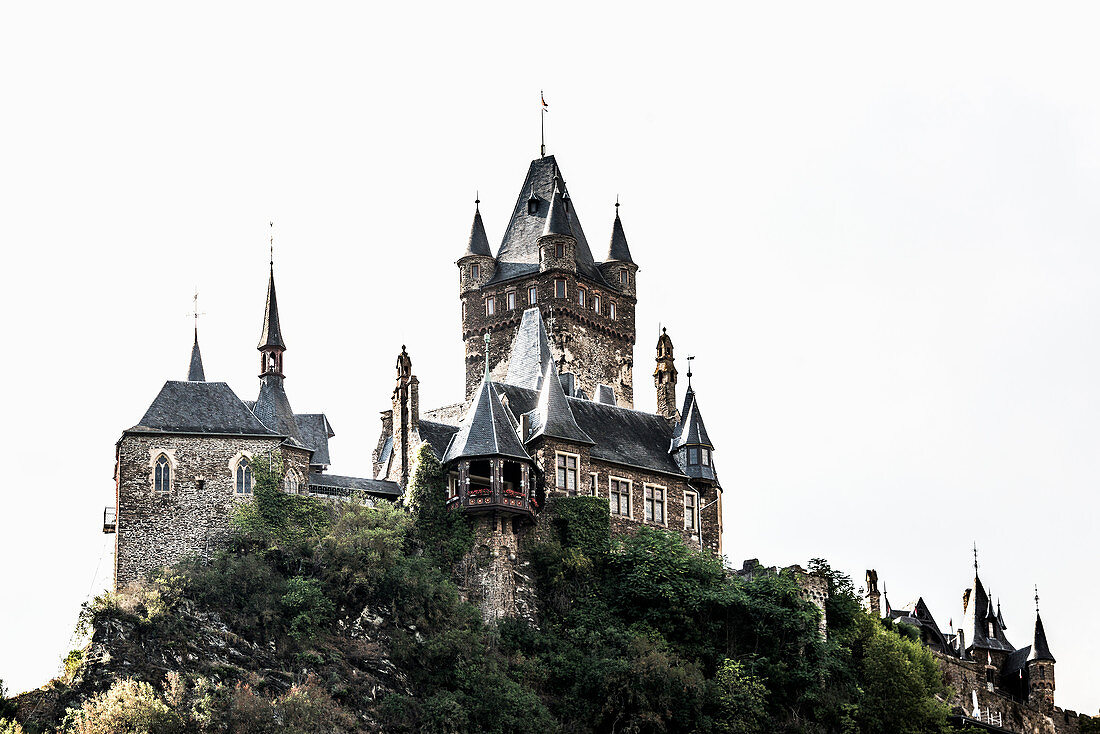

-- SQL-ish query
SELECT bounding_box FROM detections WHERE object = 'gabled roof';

[607,211,634,264]
[503,308,555,391]
[672,387,714,449]
[188,329,206,382]
[526,363,594,445]
[1027,613,1055,663]
[254,375,307,448]
[489,155,606,285]
[462,207,493,258]
[258,265,285,349]
[295,413,333,466]
[443,380,531,464]
[128,381,277,436]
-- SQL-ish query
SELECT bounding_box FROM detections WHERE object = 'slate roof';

[494,382,685,477]
[258,265,285,349]
[672,388,714,449]
[462,207,493,258]
[1028,613,1055,662]
[489,155,607,285]
[188,330,206,381]
[129,381,278,436]
[963,574,1015,653]
[295,413,334,466]
[607,211,634,264]
[308,473,401,497]
[543,186,571,237]
[419,419,460,459]
[526,363,594,444]
[254,376,307,448]
[443,379,531,463]
[503,308,555,391]
[1003,646,1032,675]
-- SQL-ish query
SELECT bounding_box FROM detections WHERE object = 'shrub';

[62,678,185,734]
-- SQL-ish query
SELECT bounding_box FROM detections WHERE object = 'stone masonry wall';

[456,514,538,626]
[114,434,309,589]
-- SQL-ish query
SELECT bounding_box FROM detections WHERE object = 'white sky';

[1,0,1098,716]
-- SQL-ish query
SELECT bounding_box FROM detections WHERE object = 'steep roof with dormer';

[963,573,1015,654]
[489,155,606,285]
[525,363,594,445]
[443,379,531,464]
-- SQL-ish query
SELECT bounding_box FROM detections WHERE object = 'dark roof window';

[527,194,540,215]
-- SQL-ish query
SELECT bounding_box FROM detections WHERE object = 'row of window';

[686,447,713,466]
[470,260,631,289]
[483,281,618,319]
[151,454,300,496]
[555,453,699,534]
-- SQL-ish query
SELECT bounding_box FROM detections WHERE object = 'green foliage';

[551,496,611,558]
[63,649,85,682]
[280,577,335,642]
[62,678,186,734]
[0,719,25,734]
[232,453,331,548]
[0,679,15,721]
[1081,715,1100,734]
[710,659,769,734]
[407,443,473,566]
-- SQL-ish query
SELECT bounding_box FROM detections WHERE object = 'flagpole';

[540,90,546,158]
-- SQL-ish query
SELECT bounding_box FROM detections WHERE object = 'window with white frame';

[236,457,253,495]
[554,279,567,299]
[609,302,617,320]
[578,288,586,307]
[556,452,578,493]
[609,478,630,516]
[688,447,700,465]
[154,454,171,493]
[528,285,538,304]
[507,291,517,310]
[684,491,699,538]
[486,296,496,316]
[588,472,598,496]
[593,294,600,314]
[644,485,666,525]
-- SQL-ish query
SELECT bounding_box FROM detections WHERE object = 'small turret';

[654,327,677,419]
[253,261,305,447]
[670,380,717,484]
[458,199,495,294]
[1027,589,1056,709]
[257,263,285,378]
[538,186,577,274]
[600,201,638,297]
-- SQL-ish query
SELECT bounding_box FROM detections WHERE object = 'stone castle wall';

[114,433,309,588]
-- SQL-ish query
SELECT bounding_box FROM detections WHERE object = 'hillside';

[3,450,999,733]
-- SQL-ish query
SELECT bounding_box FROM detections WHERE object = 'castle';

[106,150,1081,732]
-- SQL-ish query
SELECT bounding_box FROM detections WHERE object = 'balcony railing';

[103,506,117,534]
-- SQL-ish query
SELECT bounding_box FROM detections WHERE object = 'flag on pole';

[541,91,548,108]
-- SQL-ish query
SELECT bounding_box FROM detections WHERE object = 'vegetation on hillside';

[1,445,1023,732]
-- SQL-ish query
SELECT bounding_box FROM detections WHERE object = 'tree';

[407,443,472,567]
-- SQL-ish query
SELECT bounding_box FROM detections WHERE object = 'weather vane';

[686,355,695,389]
[188,288,205,332]
[540,91,548,158]
[269,221,274,266]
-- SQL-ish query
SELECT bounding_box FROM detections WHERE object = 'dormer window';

[154,454,170,493]
[471,263,480,279]
[527,195,539,215]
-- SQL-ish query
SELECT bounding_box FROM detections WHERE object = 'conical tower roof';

[504,308,555,391]
[253,375,306,448]
[526,363,594,445]
[543,186,572,238]
[672,387,714,449]
[1027,612,1055,663]
[187,329,206,382]
[463,206,493,258]
[443,379,531,464]
[607,209,635,264]
[962,571,1015,653]
[257,265,285,350]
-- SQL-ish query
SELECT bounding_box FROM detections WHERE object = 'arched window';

[154,454,171,493]
[236,457,253,494]
[284,471,300,494]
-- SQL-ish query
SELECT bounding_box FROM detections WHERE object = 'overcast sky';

[2,0,1099,716]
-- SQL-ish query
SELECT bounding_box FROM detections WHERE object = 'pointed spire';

[504,308,556,391]
[527,362,593,444]
[1028,587,1055,663]
[672,384,714,449]
[542,185,572,238]
[606,198,635,264]
[443,378,530,464]
[258,262,285,350]
[188,328,206,381]
[463,197,493,257]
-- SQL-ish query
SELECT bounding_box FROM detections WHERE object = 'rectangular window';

[589,472,598,496]
[528,285,538,304]
[609,302,616,320]
[593,294,600,314]
[609,478,631,516]
[688,447,699,465]
[684,491,698,534]
[702,449,710,466]
[556,453,578,493]
[555,279,567,299]
[620,269,629,285]
[578,289,586,307]
[485,296,496,316]
[472,263,480,279]
[555,243,565,258]
[644,485,666,525]
[507,291,516,310]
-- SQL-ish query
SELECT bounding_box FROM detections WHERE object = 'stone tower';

[1027,595,1056,709]
[458,155,638,407]
[654,327,678,419]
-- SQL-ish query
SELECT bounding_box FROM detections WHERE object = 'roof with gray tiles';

[257,265,285,349]
[419,419,460,460]
[308,473,401,497]
[129,381,278,436]
[503,308,555,391]
[1028,613,1055,663]
[443,379,531,463]
[489,155,607,285]
[254,375,307,449]
[963,574,1015,653]
[607,211,634,264]
[188,330,205,381]
[462,207,493,258]
[672,387,714,449]
[526,363,594,445]
[295,413,333,466]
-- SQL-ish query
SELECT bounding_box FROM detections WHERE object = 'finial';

[615,194,620,217]
[686,355,695,389]
[973,542,979,575]
[269,221,274,267]
[475,191,480,211]
[540,91,548,157]
[187,288,206,336]
[1035,585,1040,613]
[483,331,491,381]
